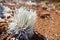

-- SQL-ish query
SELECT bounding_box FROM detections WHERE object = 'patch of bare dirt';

[0,1,60,40]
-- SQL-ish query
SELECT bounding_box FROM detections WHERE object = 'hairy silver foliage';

[2,6,12,19]
[0,6,12,20]
[7,7,37,40]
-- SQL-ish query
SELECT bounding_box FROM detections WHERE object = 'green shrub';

[44,1,49,4]
[56,2,60,6]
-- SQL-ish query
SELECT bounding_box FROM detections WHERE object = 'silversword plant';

[7,7,37,40]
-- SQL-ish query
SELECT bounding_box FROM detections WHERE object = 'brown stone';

[0,22,8,32]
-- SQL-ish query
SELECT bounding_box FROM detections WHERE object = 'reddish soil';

[0,3,60,40]
[35,6,60,40]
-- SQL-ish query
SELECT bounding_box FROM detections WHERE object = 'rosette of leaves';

[7,7,37,40]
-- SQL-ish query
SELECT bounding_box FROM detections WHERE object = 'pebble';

[0,18,5,22]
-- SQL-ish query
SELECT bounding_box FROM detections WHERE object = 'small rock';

[26,1,37,6]
[0,18,5,22]
[40,11,50,19]
[55,10,60,13]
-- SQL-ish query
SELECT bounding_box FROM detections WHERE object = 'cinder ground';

[0,2,60,40]
[35,5,60,40]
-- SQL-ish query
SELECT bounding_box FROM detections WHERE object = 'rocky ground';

[0,1,60,40]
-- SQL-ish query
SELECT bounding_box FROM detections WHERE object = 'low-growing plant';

[44,1,49,4]
[7,7,37,40]
[56,2,60,6]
